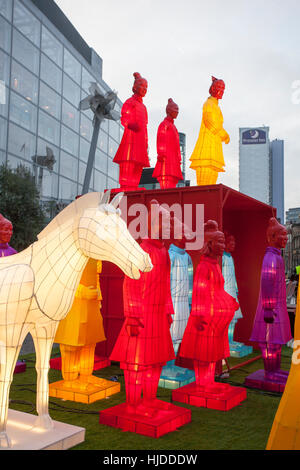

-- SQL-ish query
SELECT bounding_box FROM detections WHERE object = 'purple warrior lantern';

[245,218,292,392]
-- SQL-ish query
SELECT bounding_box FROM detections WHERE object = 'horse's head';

[77,191,153,279]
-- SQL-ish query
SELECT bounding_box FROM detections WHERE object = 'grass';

[7,346,293,451]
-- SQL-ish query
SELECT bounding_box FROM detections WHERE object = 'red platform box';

[99,400,191,438]
[172,382,247,411]
[97,184,275,359]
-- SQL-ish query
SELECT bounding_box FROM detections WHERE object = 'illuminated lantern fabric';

[250,248,291,346]
[110,237,175,409]
[169,243,193,343]
[113,72,150,191]
[266,286,300,449]
[110,238,174,368]
[189,76,230,186]
[177,254,238,364]
[152,99,183,189]
[0,214,17,257]
[52,259,107,389]
[0,191,153,448]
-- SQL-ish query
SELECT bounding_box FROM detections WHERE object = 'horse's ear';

[110,192,124,209]
[99,190,111,207]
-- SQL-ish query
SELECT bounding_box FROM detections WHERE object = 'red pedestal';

[172,381,247,411]
[14,360,26,374]
[245,369,288,393]
[99,400,191,438]
[49,355,110,371]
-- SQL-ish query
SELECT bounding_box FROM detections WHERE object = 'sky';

[56,0,300,214]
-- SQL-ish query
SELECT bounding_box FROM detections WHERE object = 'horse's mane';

[37,192,103,240]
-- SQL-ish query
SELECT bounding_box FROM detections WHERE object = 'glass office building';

[239,127,284,222]
[0,0,122,215]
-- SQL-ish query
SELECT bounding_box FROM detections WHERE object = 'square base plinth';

[99,401,191,438]
[172,381,247,411]
[230,343,253,358]
[14,360,26,374]
[1,409,85,450]
[49,356,111,371]
[49,379,120,404]
[244,369,289,393]
[159,367,195,390]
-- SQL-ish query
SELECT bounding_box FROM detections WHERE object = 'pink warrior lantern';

[245,218,292,392]
[153,98,183,189]
[173,220,247,411]
[99,201,191,437]
[113,72,150,191]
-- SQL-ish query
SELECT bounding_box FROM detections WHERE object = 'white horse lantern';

[0,191,153,448]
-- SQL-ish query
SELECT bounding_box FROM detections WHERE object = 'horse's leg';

[31,321,58,430]
[0,326,23,448]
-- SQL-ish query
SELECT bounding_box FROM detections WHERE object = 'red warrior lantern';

[153,98,183,189]
[113,72,150,191]
[99,201,191,437]
[173,220,247,410]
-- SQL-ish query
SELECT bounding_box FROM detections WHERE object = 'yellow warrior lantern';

[266,286,300,449]
[190,76,230,186]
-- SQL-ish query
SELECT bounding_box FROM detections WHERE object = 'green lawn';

[8,346,292,450]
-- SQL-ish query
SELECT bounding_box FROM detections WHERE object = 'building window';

[59,176,77,201]
[98,130,108,153]
[64,48,81,84]
[60,150,78,181]
[0,49,10,87]
[39,82,61,120]
[38,109,60,147]
[80,113,92,141]
[79,137,90,163]
[63,73,80,106]
[81,67,94,94]
[95,148,107,174]
[11,60,38,104]
[107,156,119,180]
[0,150,5,164]
[10,91,37,133]
[36,138,59,173]
[108,136,118,158]
[61,124,79,156]
[78,161,86,185]
[0,0,12,22]
[0,85,8,118]
[12,28,39,76]
[7,153,33,171]
[0,115,7,150]
[62,100,79,132]
[8,122,36,161]
[41,25,63,67]
[94,170,106,192]
[109,120,120,143]
[0,15,11,53]
[38,170,58,199]
[40,54,62,94]
[13,0,40,47]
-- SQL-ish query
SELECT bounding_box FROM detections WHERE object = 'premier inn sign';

[242,129,267,144]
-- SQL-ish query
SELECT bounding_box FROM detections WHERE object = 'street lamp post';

[79,83,120,194]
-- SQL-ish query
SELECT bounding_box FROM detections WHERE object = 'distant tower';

[239,127,270,205]
[239,127,284,222]
[270,139,284,223]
